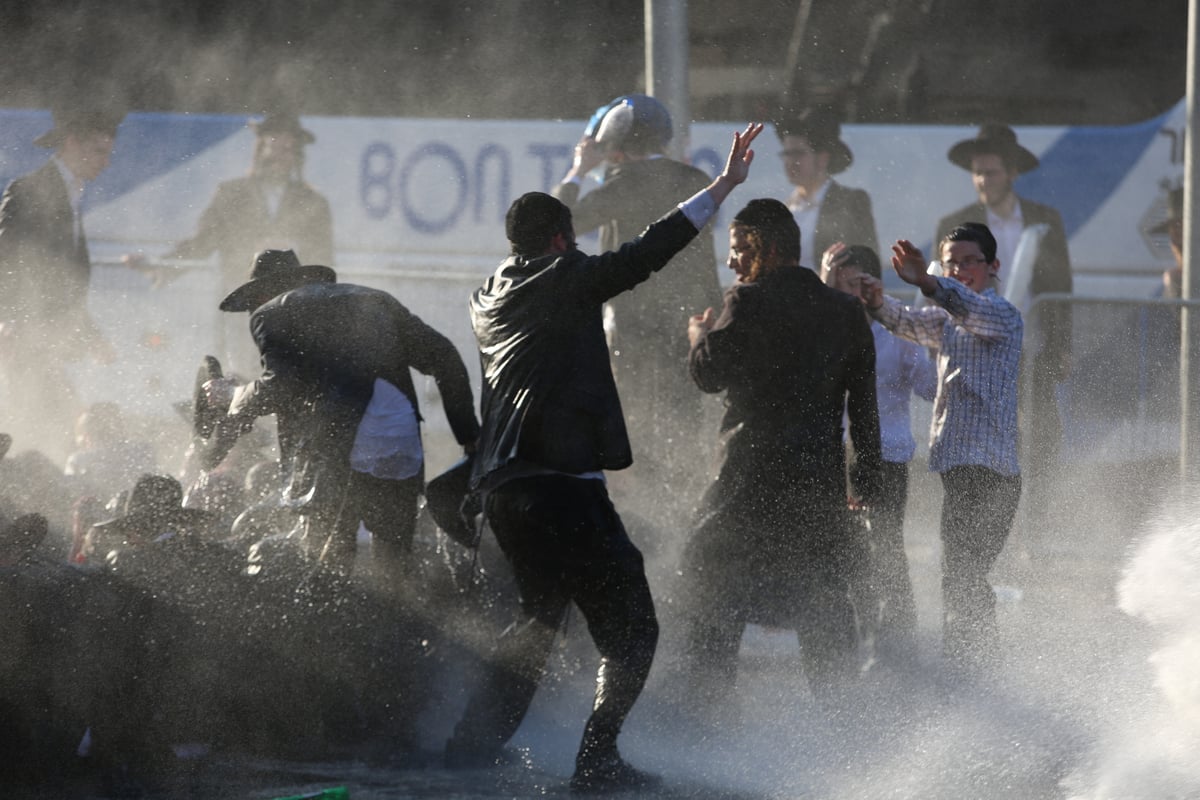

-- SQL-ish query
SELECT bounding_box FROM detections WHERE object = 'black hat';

[947,124,1039,174]
[250,111,315,144]
[219,249,336,312]
[34,110,124,148]
[1151,186,1184,235]
[91,474,213,539]
[776,108,853,174]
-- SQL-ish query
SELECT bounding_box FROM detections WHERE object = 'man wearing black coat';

[445,124,762,794]
[0,110,121,458]
[680,198,882,710]
[203,250,480,580]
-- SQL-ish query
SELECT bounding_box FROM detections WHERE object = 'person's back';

[470,210,686,480]
[698,267,875,457]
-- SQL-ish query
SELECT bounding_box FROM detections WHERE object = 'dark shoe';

[569,753,660,794]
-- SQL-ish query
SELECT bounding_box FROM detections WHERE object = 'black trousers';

[450,475,659,762]
[310,469,423,578]
[939,465,1022,669]
[857,460,918,662]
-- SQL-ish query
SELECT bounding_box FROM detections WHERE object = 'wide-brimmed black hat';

[34,110,124,148]
[775,108,853,174]
[947,124,1039,174]
[92,474,214,539]
[219,249,336,312]
[250,111,315,145]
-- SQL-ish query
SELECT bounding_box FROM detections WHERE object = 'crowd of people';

[0,94,1079,795]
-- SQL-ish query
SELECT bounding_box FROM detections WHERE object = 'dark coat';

[470,209,700,485]
[689,266,882,503]
[0,159,99,342]
[227,282,480,510]
[684,266,882,624]
[811,181,879,263]
[936,197,1072,376]
[168,176,334,292]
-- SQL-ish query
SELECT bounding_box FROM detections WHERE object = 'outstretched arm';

[890,240,939,295]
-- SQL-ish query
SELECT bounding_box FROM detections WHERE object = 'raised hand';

[890,239,932,288]
[720,122,764,186]
[565,136,604,181]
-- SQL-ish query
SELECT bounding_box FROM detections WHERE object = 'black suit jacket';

[935,197,1072,374]
[689,266,882,501]
[225,282,480,510]
[0,159,96,336]
[470,209,700,485]
[810,181,879,263]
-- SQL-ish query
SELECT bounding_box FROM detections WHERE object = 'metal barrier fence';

[1024,292,1200,469]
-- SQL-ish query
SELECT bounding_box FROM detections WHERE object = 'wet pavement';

[12,460,1178,800]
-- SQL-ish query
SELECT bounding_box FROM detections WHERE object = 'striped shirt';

[872,277,1023,476]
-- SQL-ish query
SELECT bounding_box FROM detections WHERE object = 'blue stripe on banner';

[1017,107,1173,238]
[0,110,57,188]
[87,112,250,209]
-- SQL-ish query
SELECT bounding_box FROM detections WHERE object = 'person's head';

[219,249,336,312]
[728,198,801,282]
[775,108,853,194]
[505,192,576,257]
[940,222,1000,293]
[588,94,673,160]
[947,124,1039,211]
[821,244,881,297]
[36,111,123,182]
[250,111,314,182]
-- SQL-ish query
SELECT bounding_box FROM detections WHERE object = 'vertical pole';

[1182,0,1199,481]
[645,0,690,161]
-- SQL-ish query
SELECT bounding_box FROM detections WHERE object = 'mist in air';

[0,2,1195,798]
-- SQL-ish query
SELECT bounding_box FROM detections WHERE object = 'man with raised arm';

[445,123,762,794]
[859,224,1023,673]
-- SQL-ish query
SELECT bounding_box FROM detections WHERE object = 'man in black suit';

[553,94,722,524]
[776,107,879,265]
[679,198,882,711]
[202,250,479,581]
[0,109,121,459]
[935,124,1072,518]
[446,124,762,793]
